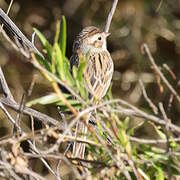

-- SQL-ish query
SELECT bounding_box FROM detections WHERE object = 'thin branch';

[0,102,20,131]
[56,142,71,179]
[31,54,78,116]
[104,0,118,32]
[15,93,26,133]
[0,67,14,100]
[0,95,61,127]
[163,64,176,80]
[142,43,180,103]
[0,8,86,110]
[167,94,174,112]
[0,66,62,127]
[156,0,164,12]
[28,141,58,177]
[15,166,46,180]
[130,136,180,144]
[25,153,109,167]
[34,100,131,179]
[159,102,172,180]
[6,0,14,15]
[27,73,37,96]
[0,27,29,57]
[24,153,82,178]
[0,0,14,31]
[0,8,43,58]
[122,154,142,180]
[31,53,87,106]
[139,79,158,115]
[0,99,58,177]
[102,99,180,133]
[0,160,23,180]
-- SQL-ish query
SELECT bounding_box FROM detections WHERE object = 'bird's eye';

[98,36,102,40]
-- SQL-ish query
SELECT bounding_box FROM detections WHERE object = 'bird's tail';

[72,120,87,159]
[0,8,43,58]
[73,112,92,159]
[72,112,113,176]
[72,117,89,175]
[72,112,113,159]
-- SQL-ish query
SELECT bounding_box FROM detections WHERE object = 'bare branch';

[102,99,180,133]
[0,96,61,126]
[0,160,23,180]
[0,66,63,127]
[0,8,43,58]
[0,67,14,100]
[104,0,118,32]
[139,79,158,115]
[159,102,172,180]
[130,136,180,144]
[163,64,176,80]
[142,43,180,103]
[0,17,87,106]
[0,102,20,131]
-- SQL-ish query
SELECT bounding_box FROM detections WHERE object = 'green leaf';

[54,21,60,44]
[63,57,75,85]
[97,120,104,137]
[104,83,113,100]
[54,43,65,80]
[34,28,52,61]
[124,117,130,130]
[59,16,67,56]
[26,93,70,107]
[35,54,51,71]
[26,93,81,109]
[57,99,80,106]
[155,166,164,180]
[155,127,166,140]
[77,58,86,81]
[72,66,78,79]
[54,43,74,86]
[76,57,88,99]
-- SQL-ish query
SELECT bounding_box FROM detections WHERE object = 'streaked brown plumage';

[70,26,113,100]
[70,26,114,159]
[84,51,113,99]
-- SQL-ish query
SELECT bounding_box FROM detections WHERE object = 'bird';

[70,26,114,159]
[0,10,114,161]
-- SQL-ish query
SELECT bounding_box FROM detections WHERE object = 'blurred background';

[0,0,180,178]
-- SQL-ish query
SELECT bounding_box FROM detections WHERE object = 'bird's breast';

[84,51,114,99]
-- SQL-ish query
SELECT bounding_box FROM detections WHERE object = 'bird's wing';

[84,51,113,99]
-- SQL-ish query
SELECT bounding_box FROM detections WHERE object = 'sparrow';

[70,26,114,159]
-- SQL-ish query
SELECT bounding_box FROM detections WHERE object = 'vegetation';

[0,0,180,179]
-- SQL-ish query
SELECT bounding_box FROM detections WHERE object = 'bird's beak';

[104,32,111,37]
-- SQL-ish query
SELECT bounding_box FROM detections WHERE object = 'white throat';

[80,41,107,55]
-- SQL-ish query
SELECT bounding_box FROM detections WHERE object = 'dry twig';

[139,79,158,115]
[104,0,118,32]
[159,102,172,180]
[130,136,180,144]
[0,66,63,127]
[142,43,180,103]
